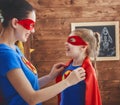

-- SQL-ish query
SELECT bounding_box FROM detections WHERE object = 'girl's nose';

[31,28,35,33]
[65,41,69,46]
[65,42,67,45]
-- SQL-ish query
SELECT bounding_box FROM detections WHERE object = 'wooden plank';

[73,0,120,6]
[32,49,69,62]
[103,102,120,105]
[101,90,120,102]
[32,39,66,50]
[34,30,69,40]
[99,80,120,91]
[28,0,120,8]
[99,69,120,80]
[35,6,120,19]
[35,18,62,31]
[34,17,120,31]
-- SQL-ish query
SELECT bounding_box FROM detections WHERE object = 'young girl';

[56,28,102,105]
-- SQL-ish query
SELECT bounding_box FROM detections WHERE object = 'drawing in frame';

[71,21,119,61]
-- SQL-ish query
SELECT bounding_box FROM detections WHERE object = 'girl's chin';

[22,39,27,42]
[23,36,29,42]
[65,53,71,57]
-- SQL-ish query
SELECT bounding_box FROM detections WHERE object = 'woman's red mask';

[17,19,35,30]
[67,36,88,46]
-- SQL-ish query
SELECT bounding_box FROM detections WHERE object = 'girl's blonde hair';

[72,28,100,74]
[72,28,100,58]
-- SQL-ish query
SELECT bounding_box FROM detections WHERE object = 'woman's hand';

[49,62,66,80]
[65,67,86,87]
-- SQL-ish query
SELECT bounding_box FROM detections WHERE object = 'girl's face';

[65,33,87,58]
[15,10,36,42]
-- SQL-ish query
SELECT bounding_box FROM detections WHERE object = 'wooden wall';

[28,0,120,105]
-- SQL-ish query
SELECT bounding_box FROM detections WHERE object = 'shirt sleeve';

[0,51,21,76]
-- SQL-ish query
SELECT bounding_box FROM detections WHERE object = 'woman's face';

[15,10,36,42]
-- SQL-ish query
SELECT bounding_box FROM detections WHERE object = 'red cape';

[0,93,4,105]
[56,57,102,105]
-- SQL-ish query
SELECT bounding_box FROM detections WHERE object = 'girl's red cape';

[56,57,102,105]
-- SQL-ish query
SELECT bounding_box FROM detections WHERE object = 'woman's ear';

[11,18,18,29]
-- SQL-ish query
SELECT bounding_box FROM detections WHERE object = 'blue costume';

[56,57,102,105]
[0,44,41,105]
[60,63,86,105]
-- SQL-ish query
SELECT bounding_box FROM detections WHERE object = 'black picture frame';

[71,21,119,61]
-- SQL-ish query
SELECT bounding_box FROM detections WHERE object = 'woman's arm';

[7,67,85,105]
[38,74,53,88]
[38,62,65,88]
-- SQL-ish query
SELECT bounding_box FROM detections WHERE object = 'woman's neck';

[0,28,16,50]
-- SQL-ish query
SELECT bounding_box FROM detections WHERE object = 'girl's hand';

[65,67,86,87]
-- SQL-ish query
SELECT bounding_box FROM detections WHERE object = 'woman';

[56,28,102,105]
[0,0,86,105]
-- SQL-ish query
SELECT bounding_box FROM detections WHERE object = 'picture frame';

[71,21,119,61]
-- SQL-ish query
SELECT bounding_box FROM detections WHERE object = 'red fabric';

[67,36,88,46]
[0,93,4,104]
[56,57,102,105]
[17,19,35,30]
[0,96,2,102]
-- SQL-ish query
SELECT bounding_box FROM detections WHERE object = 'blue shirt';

[60,63,86,105]
[0,44,42,105]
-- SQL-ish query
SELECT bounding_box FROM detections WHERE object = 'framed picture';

[71,21,119,61]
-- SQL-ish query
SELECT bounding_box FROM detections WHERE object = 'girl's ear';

[80,46,88,53]
[81,46,87,49]
[11,18,18,29]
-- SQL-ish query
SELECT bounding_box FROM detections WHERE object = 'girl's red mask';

[17,19,35,30]
[67,35,88,46]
